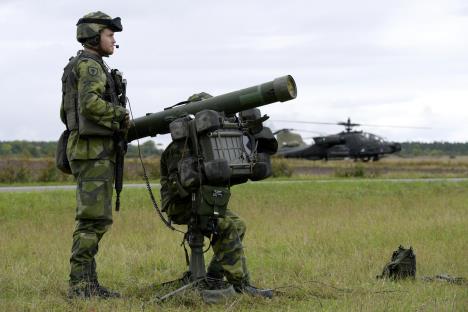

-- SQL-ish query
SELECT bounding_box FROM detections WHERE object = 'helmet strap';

[83,34,109,57]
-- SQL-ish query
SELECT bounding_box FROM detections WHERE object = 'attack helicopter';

[274,118,404,161]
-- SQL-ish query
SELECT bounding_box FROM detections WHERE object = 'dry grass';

[281,156,468,179]
[0,179,467,311]
[2,156,468,184]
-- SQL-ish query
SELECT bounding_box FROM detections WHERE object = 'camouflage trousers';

[207,210,250,286]
[69,159,114,284]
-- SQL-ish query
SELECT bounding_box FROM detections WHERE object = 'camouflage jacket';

[60,50,127,161]
[160,140,192,212]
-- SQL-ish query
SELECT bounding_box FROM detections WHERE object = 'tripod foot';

[200,285,236,304]
[156,276,237,304]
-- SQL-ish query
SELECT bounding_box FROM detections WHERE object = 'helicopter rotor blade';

[273,128,324,135]
[272,128,294,135]
[338,122,360,127]
[354,123,431,129]
[292,128,325,135]
[275,120,338,125]
[275,119,430,129]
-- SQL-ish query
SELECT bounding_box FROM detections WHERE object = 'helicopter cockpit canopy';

[362,132,385,143]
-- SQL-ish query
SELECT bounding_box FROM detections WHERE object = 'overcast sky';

[0,0,467,146]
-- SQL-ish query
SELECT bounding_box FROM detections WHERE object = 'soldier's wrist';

[113,106,127,122]
[111,121,121,131]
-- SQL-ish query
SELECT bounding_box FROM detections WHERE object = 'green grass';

[1,180,467,311]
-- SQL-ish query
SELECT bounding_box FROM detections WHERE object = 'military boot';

[205,270,226,290]
[233,282,273,299]
[68,281,121,299]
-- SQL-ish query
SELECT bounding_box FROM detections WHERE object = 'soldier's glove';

[113,107,129,132]
[114,110,131,135]
[122,112,131,130]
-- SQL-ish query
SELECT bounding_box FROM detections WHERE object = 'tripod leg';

[157,279,201,302]
[189,230,206,281]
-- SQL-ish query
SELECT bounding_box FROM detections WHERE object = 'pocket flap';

[200,185,230,207]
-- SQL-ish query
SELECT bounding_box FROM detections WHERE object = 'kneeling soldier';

[159,93,276,298]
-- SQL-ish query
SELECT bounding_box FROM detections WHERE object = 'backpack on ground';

[377,245,416,280]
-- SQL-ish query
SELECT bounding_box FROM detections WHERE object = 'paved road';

[1,178,468,193]
[0,183,159,193]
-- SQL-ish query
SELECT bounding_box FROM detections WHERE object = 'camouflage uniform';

[160,141,250,286]
[60,49,126,285]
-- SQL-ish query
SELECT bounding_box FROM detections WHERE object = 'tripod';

[156,213,236,303]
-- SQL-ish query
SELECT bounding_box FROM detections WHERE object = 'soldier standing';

[60,11,129,298]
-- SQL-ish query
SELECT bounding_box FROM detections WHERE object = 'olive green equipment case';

[377,245,416,280]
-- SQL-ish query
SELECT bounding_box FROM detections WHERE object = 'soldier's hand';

[123,112,131,130]
[115,111,131,134]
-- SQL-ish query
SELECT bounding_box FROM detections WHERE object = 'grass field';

[285,156,468,179]
[1,179,467,311]
[2,155,468,185]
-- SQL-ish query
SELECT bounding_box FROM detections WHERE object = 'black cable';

[127,96,184,234]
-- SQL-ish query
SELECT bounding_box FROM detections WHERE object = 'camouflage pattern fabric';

[61,50,123,285]
[69,219,111,283]
[186,92,213,102]
[76,11,112,43]
[208,210,250,285]
[70,159,114,220]
[160,140,191,222]
[75,55,122,130]
[160,142,250,285]
[69,159,114,283]
[61,50,127,162]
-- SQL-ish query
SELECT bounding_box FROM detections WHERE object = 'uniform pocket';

[166,199,191,225]
[76,178,112,220]
[197,185,230,217]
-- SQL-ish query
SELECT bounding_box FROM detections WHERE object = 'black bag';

[377,245,416,280]
[197,185,230,217]
[165,185,230,228]
[166,198,191,225]
[197,185,230,231]
[178,156,200,190]
[56,129,72,175]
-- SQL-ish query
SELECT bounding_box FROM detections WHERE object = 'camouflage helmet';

[187,92,213,102]
[76,11,122,43]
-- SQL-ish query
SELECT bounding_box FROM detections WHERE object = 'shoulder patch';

[88,66,98,76]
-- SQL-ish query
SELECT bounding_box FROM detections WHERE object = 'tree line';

[0,140,163,158]
[1,140,468,158]
[398,142,468,157]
